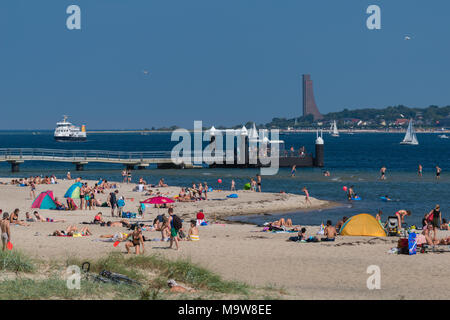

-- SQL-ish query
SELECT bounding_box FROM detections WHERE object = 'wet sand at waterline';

[1,178,450,299]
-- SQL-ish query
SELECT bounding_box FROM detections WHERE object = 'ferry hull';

[54,136,87,142]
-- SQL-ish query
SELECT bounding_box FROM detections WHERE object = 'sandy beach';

[2,178,450,299]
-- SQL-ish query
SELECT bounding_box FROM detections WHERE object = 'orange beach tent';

[340,214,386,237]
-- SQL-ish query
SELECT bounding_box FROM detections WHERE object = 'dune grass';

[67,252,249,295]
[0,251,261,299]
[0,250,35,273]
[0,278,142,300]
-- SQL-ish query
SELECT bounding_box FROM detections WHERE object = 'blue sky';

[1,0,449,129]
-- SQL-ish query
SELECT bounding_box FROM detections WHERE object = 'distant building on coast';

[302,74,323,121]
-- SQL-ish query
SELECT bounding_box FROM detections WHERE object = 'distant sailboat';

[400,119,419,145]
[331,120,339,137]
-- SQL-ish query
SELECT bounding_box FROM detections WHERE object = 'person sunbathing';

[188,220,199,241]
[9,209,30,226]
[270,218,293,228]
[440,218,449,230]
[153,215,165,230]
[167,279,196,293]
[288,227,307,242]
[32,211,66,223]
[106,220,131,227]
[158,178,168,187]
[322,220,337,241]
[26,212,36,222]
[52,225,92,236]
[336,216,348,233]
[100,232,129,241]
[54,197,67,210]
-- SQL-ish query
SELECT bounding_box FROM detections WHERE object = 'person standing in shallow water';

[380,166,386,180]
[436,165,441,180]
[230,179,236,191]
[347,186,355,201]
[418,164,423,177]
[256,174,262,192]
[291,165,296,177]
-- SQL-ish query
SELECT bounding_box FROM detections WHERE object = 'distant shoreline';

[1,129,449,134]
[88,129,450,134]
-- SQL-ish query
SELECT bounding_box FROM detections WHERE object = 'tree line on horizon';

[146,105,450,131]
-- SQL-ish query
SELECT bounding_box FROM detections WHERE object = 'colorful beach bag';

[408,233,417,255]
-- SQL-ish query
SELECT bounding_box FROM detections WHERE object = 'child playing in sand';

[188,220,199,241]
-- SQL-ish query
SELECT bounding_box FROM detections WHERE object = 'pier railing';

[0,148,173,162]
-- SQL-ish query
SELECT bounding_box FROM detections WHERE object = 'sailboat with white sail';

[400,119,419,145]
[330,120,339,137]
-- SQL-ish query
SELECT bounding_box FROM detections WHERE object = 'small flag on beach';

[317,223,325,235]
[7,241,13,250]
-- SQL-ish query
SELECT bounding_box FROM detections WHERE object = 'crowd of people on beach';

[272,202,450,249]
[1,175,210,253]
[1,162,449,257]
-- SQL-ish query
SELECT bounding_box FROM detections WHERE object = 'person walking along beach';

[168,208,180,250]
[30,182,36,200]
[302,187,312,207]
[108,190,119,217]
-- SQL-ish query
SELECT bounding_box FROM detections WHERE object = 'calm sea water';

[0,131,448,226]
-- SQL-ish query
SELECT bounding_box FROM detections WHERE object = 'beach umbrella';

[32,190,57,209]
[140,196,174,204]
[64,182,83,199]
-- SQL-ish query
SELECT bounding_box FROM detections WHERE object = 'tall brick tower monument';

[302,74,323,120]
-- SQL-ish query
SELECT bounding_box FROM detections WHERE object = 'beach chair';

[386,216,399,236]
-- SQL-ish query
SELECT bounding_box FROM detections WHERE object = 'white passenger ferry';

[54,116,87,142]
